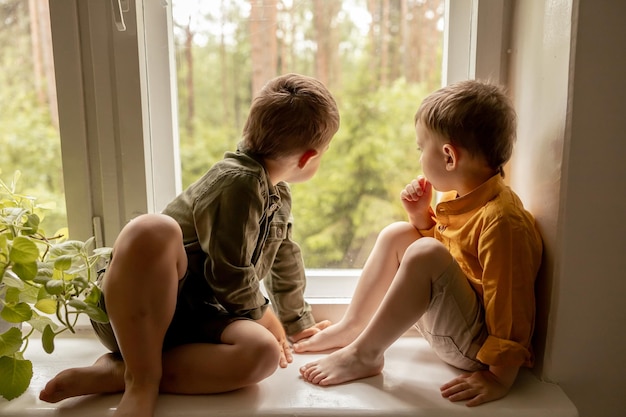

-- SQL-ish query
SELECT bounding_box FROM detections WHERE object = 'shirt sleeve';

[193,173,268,320]
[262,184,315,336]
[476,214,541,368]
[264,221,315,335]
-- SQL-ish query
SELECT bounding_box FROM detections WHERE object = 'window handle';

[112,0,130,31]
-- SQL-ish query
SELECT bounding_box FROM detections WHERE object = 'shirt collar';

[436,174,505,215]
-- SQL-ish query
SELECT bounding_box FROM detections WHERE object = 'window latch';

[112,0,130,32]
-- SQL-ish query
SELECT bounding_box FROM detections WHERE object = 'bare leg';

[41,214,187,417]
[294,222,421,353]
[300,237,453,386]
[39,353,125,403]
[159,320,280,394]
[40,212,281,411]
[40,320,281,403]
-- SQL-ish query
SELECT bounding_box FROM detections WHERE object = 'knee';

[377,221,417,243]
[114,214,182,257]
[239,331,281,385]
[403,237,452,272]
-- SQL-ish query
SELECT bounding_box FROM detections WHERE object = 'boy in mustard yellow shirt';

[296,80,543,407]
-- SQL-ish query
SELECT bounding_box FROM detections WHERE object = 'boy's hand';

[258,308,292,368]
[440,366,518,406]
[400,175,434,229]
[288,320,332,343]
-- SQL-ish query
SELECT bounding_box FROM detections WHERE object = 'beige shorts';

[415,258,488,371]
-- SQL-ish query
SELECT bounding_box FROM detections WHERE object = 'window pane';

[0,0,67,235]
[172,0,444,268]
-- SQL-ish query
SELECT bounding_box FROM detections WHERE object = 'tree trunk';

[184,18,195,138]
[380,0,390,87]
[249,0,278,96]
[29,0,58,128]
[220,0,231,129]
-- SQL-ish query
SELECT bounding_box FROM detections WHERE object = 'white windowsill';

[0,331,578,417]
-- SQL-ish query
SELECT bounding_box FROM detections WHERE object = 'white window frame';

[49,0,509,300]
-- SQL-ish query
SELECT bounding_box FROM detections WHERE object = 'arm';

[262,184,317,336]
[257,307,292,368]
[443,208,542,406]
[193,174,268,319]
[400,175,436,230]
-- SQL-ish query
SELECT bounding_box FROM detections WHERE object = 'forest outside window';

[171,0,444,270]
[35,0,508,298]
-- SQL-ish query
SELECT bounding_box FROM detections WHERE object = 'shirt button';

[438,225,446,232]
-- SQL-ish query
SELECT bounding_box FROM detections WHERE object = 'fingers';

[440,372,505,407]
[279,339,293,368]
[401,175,429,201]
[315,320,332,330]
[289,320,333,343]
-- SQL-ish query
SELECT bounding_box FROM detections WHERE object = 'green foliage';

[0,0,67,237]
[173,2,440,268]
[0,171,111,400]
[291,79,429,267]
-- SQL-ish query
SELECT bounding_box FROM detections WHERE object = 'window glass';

[172,0,444,268]
[0,0,67,235]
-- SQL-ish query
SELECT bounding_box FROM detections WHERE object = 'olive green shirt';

[162,150,315,336]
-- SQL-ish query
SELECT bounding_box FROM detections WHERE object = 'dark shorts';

[91,270,247,353]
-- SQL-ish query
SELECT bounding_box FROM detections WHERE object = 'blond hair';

[240,73,340,158]
[415,79,517,176]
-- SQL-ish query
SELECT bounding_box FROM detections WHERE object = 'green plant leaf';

[1,270,24,290]
[8,236,39,264]
[42,325,55,354]
[50,241,83,257]
[85,304,109,324]
[53,255,73,271]
[22,214,40,236]
[0,327,24,356]
[18,284,39,304]
[0,302,32,323]
[44,280,64,295]
[70,276,88,292]
[5,286,20,303]
[34,298,57,314]
[27,315,57,333]
[67,298,88,310]
[0,356,32,400]
[12,261,38,280]
[84,285,102,305]
[93,246,113,258]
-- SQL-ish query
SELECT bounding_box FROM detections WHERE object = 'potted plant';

[0,171,111,400]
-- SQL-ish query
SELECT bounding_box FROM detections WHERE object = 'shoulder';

[197,156,268,195]
[480,187,542,245]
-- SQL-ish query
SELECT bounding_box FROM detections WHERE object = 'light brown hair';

[240,73,340,159]
[415,79,517,176]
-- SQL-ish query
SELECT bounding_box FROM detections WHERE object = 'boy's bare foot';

[299,345,384,386]
[292,321,361,353]
[39,353,125,403]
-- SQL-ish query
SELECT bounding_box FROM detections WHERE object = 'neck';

[263,157,294,185]
[454,166,498,197]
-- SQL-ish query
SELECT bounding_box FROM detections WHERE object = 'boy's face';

[415,121,453,192]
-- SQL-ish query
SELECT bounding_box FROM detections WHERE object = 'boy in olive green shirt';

[40,73,339,417]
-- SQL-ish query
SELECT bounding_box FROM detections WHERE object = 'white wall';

[507,1,626,416]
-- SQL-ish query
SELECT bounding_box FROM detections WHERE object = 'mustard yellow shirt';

[421,175,542,368]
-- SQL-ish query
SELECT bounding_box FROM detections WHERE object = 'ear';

[297,149,319,168]
[442,144,459,171]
